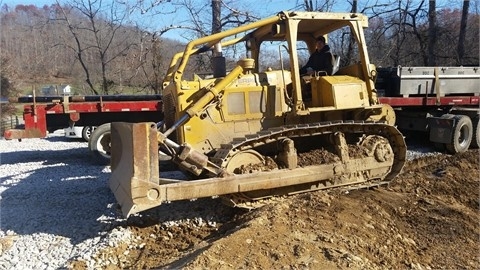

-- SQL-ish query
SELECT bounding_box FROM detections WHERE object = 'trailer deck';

[4,95,163,140]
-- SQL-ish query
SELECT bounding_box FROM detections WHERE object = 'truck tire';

[88,123,111,165]
[471,117,480,149]
[445,115,473,154]
[81,126,96,142]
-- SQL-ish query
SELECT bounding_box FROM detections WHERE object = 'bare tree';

[427,0,436,65]
[56,3,97,94]
[302,0,336,12]
[0,0,477,92]
[344,0,357,65]
[137,32,178,94]
[304,0,313,11]
[55,0,137,95]
[381,0,429,66]
[212,0,221,34]
[159,0,260,73]
[0,53,20,116]
[457,0,470,65]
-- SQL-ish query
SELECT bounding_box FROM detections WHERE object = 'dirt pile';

[86,150,479,269]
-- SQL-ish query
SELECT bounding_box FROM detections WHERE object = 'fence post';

[1,115,20,137]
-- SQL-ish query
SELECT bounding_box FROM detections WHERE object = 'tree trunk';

[345,0,357,65]
[457,0,470,65]
[427,0,436,66]
[304,0,313,11]
[212,0,221,34]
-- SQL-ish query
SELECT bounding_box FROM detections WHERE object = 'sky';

[0,0,53,6]
[0,0,471,41]
[0,0,303,40]
[0,0,301,11]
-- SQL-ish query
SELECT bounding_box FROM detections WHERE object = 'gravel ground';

[0,131,129,269]
[0,130,439,269]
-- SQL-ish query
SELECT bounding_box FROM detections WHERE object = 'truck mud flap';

[428,115,454,143]
[109,122,160,216]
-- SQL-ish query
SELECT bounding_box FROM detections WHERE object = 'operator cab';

[242,13,373,114]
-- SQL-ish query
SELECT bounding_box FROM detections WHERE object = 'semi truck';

[4,94,163,164]
[376,66,479,153]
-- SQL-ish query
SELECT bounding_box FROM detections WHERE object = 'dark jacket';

[300,45,333,75]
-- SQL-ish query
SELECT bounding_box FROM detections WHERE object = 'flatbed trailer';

[376,66,480,153]
[379,96,479,107]
[4,94,163,164]
[4,65,479,161]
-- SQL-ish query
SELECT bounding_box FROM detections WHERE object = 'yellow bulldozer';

[110,11,407,217]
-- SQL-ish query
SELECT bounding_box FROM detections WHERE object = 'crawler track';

[211,120,407,207]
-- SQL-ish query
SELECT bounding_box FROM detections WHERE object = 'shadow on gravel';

[0,137,122,244]
[401,130,438,151]
[127,198,244,228]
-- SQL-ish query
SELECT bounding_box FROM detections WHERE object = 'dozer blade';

[109,122,160,217]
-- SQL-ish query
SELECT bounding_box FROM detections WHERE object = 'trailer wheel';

[445,115,473,154]
[471,117,480,149]
[81,126,96,142]
[88,123,111,165]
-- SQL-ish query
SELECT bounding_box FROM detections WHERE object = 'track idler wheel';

[225,150,267,174]
[360,135,394,163]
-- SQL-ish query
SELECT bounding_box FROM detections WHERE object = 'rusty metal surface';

[4,128,46,140]
[114,153,393,217]
[109,122,159,216]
